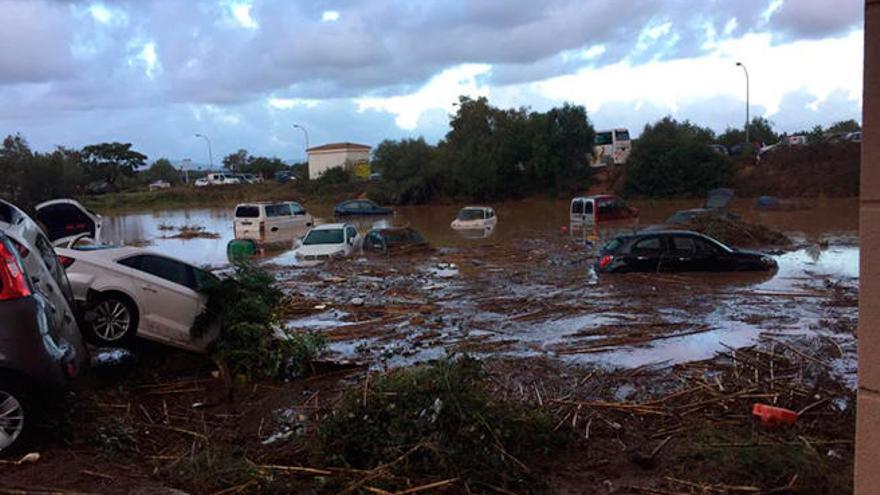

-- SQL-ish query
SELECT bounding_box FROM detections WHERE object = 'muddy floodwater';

[102,197,859,374]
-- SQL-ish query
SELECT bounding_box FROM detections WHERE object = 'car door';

[627,236,665,272]
[691,237,728,271]
[117,254,205,346]
[264,203,292,243]
[665,235,703,272]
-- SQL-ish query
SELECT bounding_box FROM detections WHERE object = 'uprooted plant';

[317,356,567,493]
[193,262,326,382]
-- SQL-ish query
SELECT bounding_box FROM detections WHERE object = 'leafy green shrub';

[318,357,566,492]
[194,263,325,380]
[625,116,733,197]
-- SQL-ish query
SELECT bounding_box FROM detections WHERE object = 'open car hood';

[34,198,103,246]
[703,188,735,210]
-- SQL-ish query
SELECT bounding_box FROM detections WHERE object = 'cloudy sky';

[0,0,864,164]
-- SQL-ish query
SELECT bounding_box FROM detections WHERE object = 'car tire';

[0,375,33,456]
[84,294,139,346]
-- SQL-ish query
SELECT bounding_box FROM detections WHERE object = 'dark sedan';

[334,199,393,217]
[595,230,777,273]
[363,226,430,253]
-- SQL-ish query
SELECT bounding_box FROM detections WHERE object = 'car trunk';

[34,199,102,246]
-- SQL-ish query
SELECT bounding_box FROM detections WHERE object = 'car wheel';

[85,295,139,346]
[0,377,31,455]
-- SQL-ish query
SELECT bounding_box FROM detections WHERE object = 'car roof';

[312,223,347,230]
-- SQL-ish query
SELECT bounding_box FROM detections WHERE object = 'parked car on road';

[193,177,210,187]
[293,223,362,264]
[235,173,262,184]
[206,173,241,186]
[233,201,313,245]
[34,199,103,248]
[451,206,497,231]
[334,199,393,217]
[274,171,294,183]
[56,246,218,351]
[363,226,429,254]
[0,201,87,454]
[148,180,171,191]
[570,195,639,231]
[595,230,777,273]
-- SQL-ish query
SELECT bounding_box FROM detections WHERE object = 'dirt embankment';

[734,142,860,197]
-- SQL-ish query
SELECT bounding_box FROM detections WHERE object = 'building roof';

[307,142,371,153]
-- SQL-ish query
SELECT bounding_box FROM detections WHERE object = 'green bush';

[318,357,566,492]
[625,116,733,197]
[193,262,325,380]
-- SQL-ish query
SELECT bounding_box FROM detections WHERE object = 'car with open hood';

[33,199,103,248]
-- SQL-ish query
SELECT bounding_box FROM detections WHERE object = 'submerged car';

[233,201,313,245]
[363,226,429,253]
[654,188,738,227]
[451,206,497,231]
[334,199,393,217]
[570,195,639,231]
[56,246,218,351]
[0,201,86,454]
[596,230,777,273]
[294,223,362,263]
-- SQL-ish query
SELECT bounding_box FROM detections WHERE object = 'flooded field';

[101,197,859,375]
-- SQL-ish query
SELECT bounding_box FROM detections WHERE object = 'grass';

[80,181,370,213]
[317,357,567,493]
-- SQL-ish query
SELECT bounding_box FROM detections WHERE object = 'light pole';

[292,123,310,155]
[735,62,750,145]
[194,133,214,169]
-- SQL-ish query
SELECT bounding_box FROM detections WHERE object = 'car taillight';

[58,255,76,268]
[599,254,614,269]
[0,241,31,300]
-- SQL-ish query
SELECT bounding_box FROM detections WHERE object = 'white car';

[148,180,171,191]
[206,173,242,186]
[293,223,361,264]
[56,246,218,351]
[451,206,497,230]
[194,178,210,187]
[234,201,313,245]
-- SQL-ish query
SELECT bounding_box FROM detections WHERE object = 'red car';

[570,195,639,230]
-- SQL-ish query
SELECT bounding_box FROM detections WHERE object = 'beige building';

[857,0,879,492]
[306,142,371,180]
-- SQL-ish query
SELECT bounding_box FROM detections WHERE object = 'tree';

[826,119,861,134]
[625,116,731,197]
[371,138,443,204]
[527,103,594,194]
[143,158,180,184]
[81,142,147,186]
[223,149,251,172]
[747,117,778,146]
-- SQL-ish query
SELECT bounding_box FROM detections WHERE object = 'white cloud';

[268,98,320,109]
[231,2,258,29]
[322,10,340,22]
[355,64,491,129]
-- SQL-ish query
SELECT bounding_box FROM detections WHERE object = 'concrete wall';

[307,149,370,179]
[856,1,879,493]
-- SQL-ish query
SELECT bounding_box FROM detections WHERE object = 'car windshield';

[457,208,485,220]
[601,238,624,253]
[235,206,260,218]
[303,229,344,245]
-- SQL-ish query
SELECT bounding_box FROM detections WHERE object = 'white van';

[591,129,631,167]
[207,173,241,186]
[233,202,313,245]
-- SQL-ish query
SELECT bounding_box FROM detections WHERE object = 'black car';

[334,199,393,217]
[363,226,429,253]
[595,230,777,273]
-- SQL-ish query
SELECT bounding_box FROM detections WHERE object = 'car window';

[119,254,196,290]
[670,236,697,253]
[584,201,593,214]
[345,226,358,240]
[289,202,306,215]
[614,130,630,141]
[235,206,260,218]
[602,238,624,253]
[594,132,612,145]
[597,199,615,215]
[265,203,292,217]
[694,238,720,255]
[572,200,583,214]
[632,237,664,254]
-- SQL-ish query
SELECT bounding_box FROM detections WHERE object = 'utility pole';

[736,62,750,145]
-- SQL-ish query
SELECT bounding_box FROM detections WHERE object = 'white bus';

[591,128,631,167]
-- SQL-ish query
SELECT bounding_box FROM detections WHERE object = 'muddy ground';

[0,227,859,494]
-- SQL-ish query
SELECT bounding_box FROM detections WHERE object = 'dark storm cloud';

[0,0,75,83]
[769,0,863,40]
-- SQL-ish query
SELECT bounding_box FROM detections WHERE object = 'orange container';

[752,403,798,425]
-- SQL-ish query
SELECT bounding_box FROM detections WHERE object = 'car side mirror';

[348,237,354,245]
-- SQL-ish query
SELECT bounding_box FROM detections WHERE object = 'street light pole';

[194,133,214,169]
[292,123,310,155]
[735,62,750,146]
